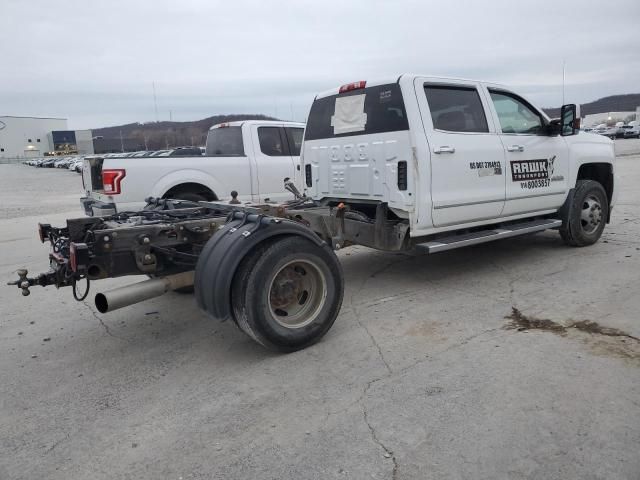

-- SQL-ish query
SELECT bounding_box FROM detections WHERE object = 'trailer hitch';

[7,268,57,296]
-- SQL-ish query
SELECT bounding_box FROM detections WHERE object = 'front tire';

[231,235,344,352]
[560,179,608,247]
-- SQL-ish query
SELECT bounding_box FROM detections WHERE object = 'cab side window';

[489,91,543,135]
[258,127,287,156]
[424,85,489,133]
[284,127,303,156]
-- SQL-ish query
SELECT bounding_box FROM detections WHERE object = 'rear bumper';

[81,196,117,217]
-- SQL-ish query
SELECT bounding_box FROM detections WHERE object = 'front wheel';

[231,235,344,352]
[560,179,608,247]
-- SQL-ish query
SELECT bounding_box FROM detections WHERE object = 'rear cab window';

[304,83,409,141]
[284,127,303,155]
[206,126,245,156]
[257,126,304,156]
[258,127,287,156]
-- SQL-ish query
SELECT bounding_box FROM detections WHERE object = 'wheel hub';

[580,195,603,233]
[268,260,327,329]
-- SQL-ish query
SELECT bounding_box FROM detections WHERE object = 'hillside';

[543,93,640,118]
[92,114,278,150]
[91,92,640,151]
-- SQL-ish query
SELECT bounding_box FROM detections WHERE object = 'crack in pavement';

[44,432,70,454]
[347,255,415,375]
[343,252,509,479]
[354,326,502,479]
[81,301,129,341]
[362,397,398,479]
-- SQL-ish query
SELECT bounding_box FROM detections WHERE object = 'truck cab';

[302,75,616,241]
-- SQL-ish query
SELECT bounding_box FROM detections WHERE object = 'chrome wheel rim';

[268,259,327,329]
[580,194,602,234]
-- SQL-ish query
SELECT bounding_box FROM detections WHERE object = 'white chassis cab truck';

[80,120,305,216]
[10,75,616,352]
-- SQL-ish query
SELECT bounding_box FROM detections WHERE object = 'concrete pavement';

[1,152,639,479]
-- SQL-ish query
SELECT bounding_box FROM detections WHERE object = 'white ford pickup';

[81,120,304,216]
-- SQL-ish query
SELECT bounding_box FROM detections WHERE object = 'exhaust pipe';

[94,271,194,313]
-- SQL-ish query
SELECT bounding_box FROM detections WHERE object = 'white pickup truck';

[14,74,618,353]
[302,76,617,247]
[81,120,305,216]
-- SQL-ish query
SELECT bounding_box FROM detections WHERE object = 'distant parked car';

[622,125,640,139]
[147,150,172,157]
[68,158,84,172]
[155,147,204,157]
[594,126,618,139]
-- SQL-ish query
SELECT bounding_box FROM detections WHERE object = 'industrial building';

[0,116,94,158]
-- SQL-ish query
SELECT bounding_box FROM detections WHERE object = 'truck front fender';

[194,212,327,322]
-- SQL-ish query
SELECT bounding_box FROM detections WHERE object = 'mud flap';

[194,211,327,322]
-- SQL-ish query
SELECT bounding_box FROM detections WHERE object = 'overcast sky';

[1,0,638,129]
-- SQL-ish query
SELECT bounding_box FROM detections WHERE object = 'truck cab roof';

[209,120,305,130]
[315,74,510,99]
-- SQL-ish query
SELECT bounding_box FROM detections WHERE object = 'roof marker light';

[339,81,366,94]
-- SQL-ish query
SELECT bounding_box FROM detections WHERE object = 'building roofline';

[0,115,68,120]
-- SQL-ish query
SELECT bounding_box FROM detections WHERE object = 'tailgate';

[82,156,104,194]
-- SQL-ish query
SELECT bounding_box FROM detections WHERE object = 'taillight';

[339,81,366,93]
[102,169,126,194]
[38,223,51,243]
[69,242,89,273]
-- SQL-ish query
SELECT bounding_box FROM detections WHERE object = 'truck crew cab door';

[249,125,298,202]
[486,88,569,216]
[415,79,506,227]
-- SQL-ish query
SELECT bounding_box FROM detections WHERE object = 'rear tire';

[231,235,344,352]
[560,179,608,247]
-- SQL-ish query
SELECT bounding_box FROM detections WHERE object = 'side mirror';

[560,103,580,136]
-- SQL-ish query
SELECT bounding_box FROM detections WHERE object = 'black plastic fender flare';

[194,211,327,321]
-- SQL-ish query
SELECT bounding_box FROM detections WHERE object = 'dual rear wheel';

[230,236,344,352]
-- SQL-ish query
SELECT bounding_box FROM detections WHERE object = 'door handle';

[434,146,455,154]
[507,145,525,152]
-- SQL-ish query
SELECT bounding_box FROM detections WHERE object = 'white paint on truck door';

[250,124,296,202]
[415,78,506,227]
[486,88,569,216]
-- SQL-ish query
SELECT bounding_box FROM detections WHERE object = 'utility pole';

[562,59,566,106]
[152,81,159,123]
[119,130,124,153]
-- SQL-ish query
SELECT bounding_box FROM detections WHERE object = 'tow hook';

[7,268,58,296]
[7,269,36,296]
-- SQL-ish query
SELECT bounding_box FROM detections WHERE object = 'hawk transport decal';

[510,156,557,189]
